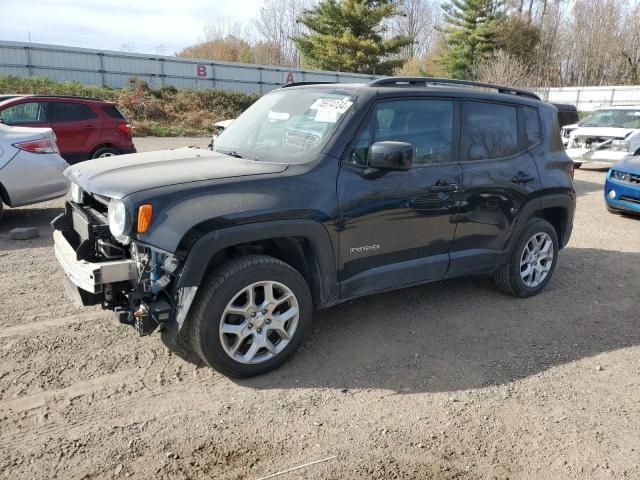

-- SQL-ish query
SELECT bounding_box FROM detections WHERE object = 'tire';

[91,147,119,159]
[189,255,312,378]
[494,218,559,298]
[573,162,582,169]
[0,201,3,222]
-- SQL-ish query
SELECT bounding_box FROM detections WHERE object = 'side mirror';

[368,141,413,171]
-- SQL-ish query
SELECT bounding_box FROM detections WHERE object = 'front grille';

[620,195,640,205]
[612,171,640,185]
[573,136,615,149]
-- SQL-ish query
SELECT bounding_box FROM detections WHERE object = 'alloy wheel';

[219,281,299,364]
[520,232,554,288]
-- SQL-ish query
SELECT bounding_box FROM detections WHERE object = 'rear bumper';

[53,229,137,295]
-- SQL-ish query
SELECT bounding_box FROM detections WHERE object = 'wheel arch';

[90,144,121,157]
[0,181,12,207]
[177,220,340,308]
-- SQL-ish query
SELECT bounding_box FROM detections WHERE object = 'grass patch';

[0,75,259,137]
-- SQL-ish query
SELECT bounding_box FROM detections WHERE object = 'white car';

[207,119,234,151]
[563,106,640,166]
[0,123,69,219]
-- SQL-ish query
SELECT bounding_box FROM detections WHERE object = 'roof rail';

[279,81,336,89]
[368,77,540,101]
[6,94,105,102]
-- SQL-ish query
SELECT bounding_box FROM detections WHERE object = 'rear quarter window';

[102,105,126,120]
[523,107,542,146]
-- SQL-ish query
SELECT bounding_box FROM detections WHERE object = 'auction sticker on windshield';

[310,97,353,123]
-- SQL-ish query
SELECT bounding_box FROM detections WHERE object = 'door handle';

[429,183,458,193]
[83,125,96,129]
[512,172,535,184]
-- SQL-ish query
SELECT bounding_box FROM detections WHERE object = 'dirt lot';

[1,139,639,479]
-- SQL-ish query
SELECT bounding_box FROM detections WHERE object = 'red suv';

[0,95,136,164]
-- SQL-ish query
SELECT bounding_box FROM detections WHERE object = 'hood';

[615,156,640,174]
[65,147,288,199]
[570,126,636,138]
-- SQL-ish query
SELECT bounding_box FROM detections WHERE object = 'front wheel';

[189,255,312,378]
[573,162,582,169]
[494,218,559,298]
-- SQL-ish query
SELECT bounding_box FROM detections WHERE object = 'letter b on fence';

[197,64,207,77]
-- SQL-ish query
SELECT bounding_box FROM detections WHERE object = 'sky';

[0,0,265,55]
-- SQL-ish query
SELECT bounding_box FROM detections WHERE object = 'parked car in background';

[207,119,234,150]
[553,103,579,131]
[53,77,575,378]
[0,123,68,219]
[604,158,640,215]
[563,106,640,167]
[0,95,136,164]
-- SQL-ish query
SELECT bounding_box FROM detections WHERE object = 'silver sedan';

[0,123,69,219]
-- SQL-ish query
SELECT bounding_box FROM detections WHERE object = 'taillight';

[13,138,59,154]
[117,123,132,136]
[568,161,575,179]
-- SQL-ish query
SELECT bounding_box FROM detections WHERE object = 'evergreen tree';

[292,0,412,75]
[439,0,506,79]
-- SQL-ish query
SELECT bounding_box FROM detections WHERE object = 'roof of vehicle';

[552,103,578,112]
[593,105,640,110]
[0,94,111,106]
[280,77,543,106]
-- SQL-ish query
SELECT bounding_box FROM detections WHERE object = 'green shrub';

[0,75,259,137]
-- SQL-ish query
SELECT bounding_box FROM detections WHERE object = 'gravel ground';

[0,140,639,479]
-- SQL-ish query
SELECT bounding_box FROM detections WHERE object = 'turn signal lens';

[137,204,153,234]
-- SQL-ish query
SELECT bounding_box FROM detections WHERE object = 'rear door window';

[461,101,519,161]
[0,102,49,124]
[51,102,98,122]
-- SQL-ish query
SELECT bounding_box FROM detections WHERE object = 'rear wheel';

[494,218,559,298]
[189,255,312,378]
[0,201,3,222]
[91,147,119,159]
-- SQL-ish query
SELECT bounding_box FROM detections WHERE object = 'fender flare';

[507,191,575,253]
[176,219,339,307]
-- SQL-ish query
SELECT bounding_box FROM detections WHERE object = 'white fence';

[535,85,640,112]
[1,40,638,109]
[0,41,377,94]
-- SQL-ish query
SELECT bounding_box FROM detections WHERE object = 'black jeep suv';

[52,77,575,377]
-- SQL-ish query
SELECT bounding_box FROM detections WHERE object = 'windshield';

[579,109,640,128]
[214,88,357,163]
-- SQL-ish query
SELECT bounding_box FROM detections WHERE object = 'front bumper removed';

[53,229,137,297]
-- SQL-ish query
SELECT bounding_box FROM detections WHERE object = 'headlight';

[107,198,130,244]
[611,140,630,152]
[70,182,83,203]
[612,170,630,182]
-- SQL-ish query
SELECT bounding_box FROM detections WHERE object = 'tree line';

[177,0,640,87]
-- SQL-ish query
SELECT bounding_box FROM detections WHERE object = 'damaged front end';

[51,189,194,339]
[565,132,635,164]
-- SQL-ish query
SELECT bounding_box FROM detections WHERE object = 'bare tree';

[391,0,440,58]
[254,0,313,67]
[471,50,535,86]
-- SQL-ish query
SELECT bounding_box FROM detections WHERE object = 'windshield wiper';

[217,150,258,161]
